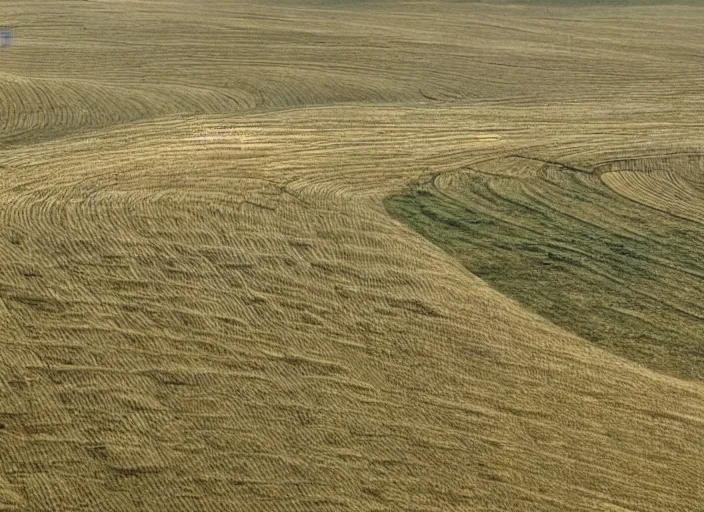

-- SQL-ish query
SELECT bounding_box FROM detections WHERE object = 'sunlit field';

[1,1,703,510]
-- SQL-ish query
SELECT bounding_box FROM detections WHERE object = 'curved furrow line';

[0,77,257,146]
[602,170,704,226]
[396,155,704,381]
[1,90,704,511]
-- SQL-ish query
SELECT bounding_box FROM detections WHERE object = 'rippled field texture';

[387,155,704,380]
[1,1,703,511]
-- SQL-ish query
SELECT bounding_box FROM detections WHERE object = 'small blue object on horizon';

[1,29,13,49]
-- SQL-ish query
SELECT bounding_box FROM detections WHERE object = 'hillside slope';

[1,1,703,510]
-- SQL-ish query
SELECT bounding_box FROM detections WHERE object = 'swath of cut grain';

[0,1,704,511]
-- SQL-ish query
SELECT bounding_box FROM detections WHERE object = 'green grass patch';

[386,167,704,380]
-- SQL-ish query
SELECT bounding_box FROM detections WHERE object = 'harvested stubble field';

[1,1,703,511]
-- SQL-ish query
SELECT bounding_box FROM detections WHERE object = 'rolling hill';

[1,1,703,510]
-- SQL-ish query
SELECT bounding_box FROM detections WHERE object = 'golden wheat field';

[1,0,704,510]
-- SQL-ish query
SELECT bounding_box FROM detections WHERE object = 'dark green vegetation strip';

[385,165,704,380]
